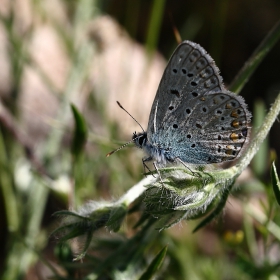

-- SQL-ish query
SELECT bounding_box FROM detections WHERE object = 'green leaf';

[271,161,280,206]
[70,103,88,157]
[145,0,166,55]
[139,246,167,280]
[106,204,128,232]
[73,231,93,261]
[53,210,86,219]
[192,182,234,232]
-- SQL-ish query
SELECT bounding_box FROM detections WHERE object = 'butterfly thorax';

[132,132,174,166]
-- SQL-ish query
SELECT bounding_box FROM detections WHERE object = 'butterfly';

[108,41,251,176]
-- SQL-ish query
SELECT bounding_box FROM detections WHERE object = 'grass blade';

[271,161,280,206]
[229,20,280,94]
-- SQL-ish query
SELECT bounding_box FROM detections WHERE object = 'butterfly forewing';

[147,41,225,140]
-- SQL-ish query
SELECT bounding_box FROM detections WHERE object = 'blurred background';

[0,0,280,279]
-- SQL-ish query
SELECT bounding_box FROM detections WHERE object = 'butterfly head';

[132,132,147,149]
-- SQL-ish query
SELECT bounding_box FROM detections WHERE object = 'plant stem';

[236,93,280,174]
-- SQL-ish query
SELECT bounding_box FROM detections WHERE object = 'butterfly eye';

[138,135,145,145]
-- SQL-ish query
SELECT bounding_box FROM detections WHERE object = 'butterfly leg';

[142,157,156,177]
[176,157,213,184]
[176,157,201,178]
[153,162,165,186]
[142,157,164,186]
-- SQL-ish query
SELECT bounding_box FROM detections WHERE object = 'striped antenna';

[106,139,134,157]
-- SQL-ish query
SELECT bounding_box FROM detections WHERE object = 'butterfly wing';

[147,41,251,164]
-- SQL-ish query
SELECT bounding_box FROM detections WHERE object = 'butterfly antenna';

[106,139,134,157]
[116,101,145,132]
